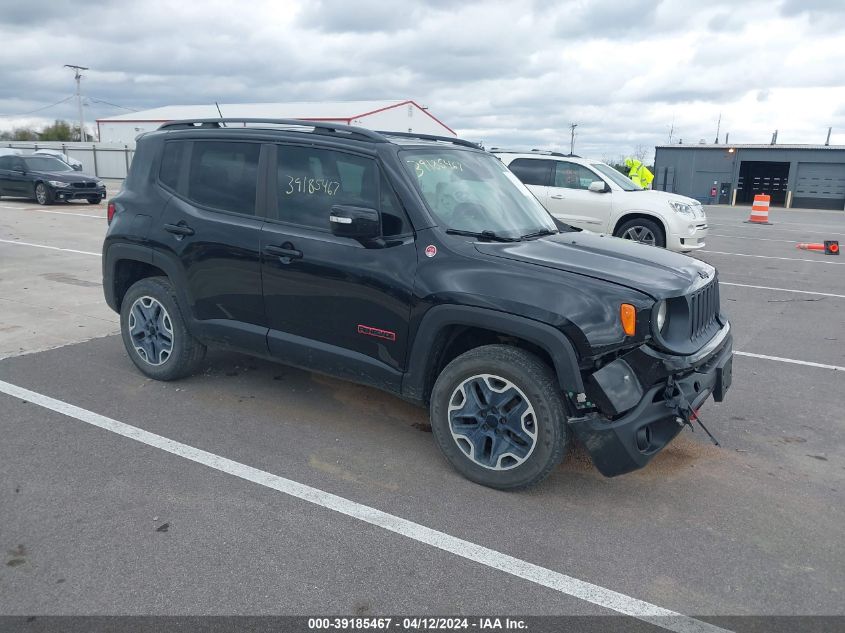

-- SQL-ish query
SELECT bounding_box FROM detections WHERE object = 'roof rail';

[376,130,481,150]
[489,148,580,158]
[158,118,389,142]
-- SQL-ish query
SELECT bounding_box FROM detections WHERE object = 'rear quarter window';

[507,158,553,187]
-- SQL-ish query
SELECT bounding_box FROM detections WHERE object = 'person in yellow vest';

[624,157,654,189]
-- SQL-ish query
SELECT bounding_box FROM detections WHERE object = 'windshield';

[400,149,556,238]
[22,156,73,172]
[590,162,640,191]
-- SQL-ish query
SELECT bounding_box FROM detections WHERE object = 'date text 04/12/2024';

[307,617,527,630]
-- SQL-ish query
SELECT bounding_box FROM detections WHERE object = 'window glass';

[186,141,259,215]
[507,158,552,186]
[277,146,378,231]
[401,149,556,238]
[379,172,412,236]
[159,141,187,191]
[553,162,601,190]
[0,156,12,169]
[22,156,72,172]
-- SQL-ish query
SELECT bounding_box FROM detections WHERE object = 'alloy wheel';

[35,184,47,205]
[128,296,174,366]
[447,374,538,470]
[621,225,656,245]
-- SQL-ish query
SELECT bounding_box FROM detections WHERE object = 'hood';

[29,169,96,181]
[625,188,700,206]
[474,231,715,300]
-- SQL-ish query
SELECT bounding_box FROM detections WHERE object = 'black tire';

[120,276,206,381]
[34,182,54,206]
[429,345,569,490]
[87,197,102,205]
[614,217,665,248]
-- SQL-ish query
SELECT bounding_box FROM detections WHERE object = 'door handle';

[163,222,195,237]
[550,194,565,200]
[265,244,303,262]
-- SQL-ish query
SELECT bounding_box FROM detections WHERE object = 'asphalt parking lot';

[1,193,843,631]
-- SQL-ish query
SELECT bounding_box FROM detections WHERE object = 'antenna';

[826,127,832,146]
[215,102,226,127]
[64,64,89,141]
[771,129,778,145]
[668,114,675,144]
[714,112,721,144]
[569,123,578,155]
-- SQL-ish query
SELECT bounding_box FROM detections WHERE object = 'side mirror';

[72,164,83,171]
[329,205,381,240]
[588,181,608,193]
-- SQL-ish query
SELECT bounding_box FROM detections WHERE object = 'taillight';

[107,201,116,225]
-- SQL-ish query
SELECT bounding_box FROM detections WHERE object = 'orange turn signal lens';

[620,303,636,336]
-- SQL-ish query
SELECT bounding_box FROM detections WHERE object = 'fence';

[1,141,134,179]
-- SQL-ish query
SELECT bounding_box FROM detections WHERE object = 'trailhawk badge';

[425,244,437,258]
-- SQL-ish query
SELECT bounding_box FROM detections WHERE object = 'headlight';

[47,180,70,188]
[95,180,105,187]
[669,201,695,217]
[655,300,668,333]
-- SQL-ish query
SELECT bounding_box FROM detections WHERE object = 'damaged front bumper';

[569,322,733,477]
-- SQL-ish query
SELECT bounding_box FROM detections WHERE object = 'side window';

[507,158,552,186]
[277,146,385,231]
[185,141,259,215]
[0,156,11,169]
[159,141,187,191]
[554,162,601,190]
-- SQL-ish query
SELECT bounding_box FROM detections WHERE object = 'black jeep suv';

[102,118,732,490]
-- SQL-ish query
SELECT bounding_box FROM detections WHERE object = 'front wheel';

[614,217,665,248]
[429,345,569,490]
[35,182,54,205]
[120,276,206,381]
[87,196,102,205]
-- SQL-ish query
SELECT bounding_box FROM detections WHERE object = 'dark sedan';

[0,154,106,205]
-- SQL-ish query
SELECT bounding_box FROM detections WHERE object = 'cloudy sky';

[1,0,844,161]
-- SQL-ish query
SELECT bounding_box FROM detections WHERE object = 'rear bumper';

[571,323,732,477]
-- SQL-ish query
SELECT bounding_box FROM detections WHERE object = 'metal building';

[96,100,455,145]
[653,144,845,210]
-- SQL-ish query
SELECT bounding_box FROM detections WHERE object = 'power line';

[0,95,75,118]
[88,97,138,112]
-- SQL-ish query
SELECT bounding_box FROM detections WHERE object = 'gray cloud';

[1,0,844,159]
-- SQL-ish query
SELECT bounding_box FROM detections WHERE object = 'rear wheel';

[429,345,569,490]
[120,276,206,381]
[35,182,54,205]
[614,217,665,248]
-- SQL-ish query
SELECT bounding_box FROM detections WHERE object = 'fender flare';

[102,243,154,311]
[612,210,669,238]
[401,304,584,402]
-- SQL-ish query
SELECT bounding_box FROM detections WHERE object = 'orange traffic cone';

[796,241,839,255]
[745,194,772,224]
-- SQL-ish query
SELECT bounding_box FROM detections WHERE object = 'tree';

[39,120,74,141]
[9,127,39,141]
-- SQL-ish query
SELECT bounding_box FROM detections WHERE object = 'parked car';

[494,151,708,252]
[103,119,732,490]
[0,154,106,204]
[32,149,84,171]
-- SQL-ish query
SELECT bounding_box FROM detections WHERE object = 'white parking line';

[708,233,798,244]
[21,207,104,219]
[0,238,100,257]
[707,223,845,237]
[0,378,728,633]
[720,282,845,299]
[701,250,845,265]
[734,352,844,372]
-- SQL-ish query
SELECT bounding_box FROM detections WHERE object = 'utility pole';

[714,112,721,144]
[64,64,88,141]
[569,123,577,155]
[825,127,832,146]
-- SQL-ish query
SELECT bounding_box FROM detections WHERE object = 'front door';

[260,144,417,391]
[545,161,612,231]
[151,139,268,353]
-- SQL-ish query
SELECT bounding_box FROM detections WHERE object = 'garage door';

[794,162,845,210]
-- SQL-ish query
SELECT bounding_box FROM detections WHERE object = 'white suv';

[494,151,707,252]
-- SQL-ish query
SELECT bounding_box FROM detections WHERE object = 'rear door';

[505,158,553,207]
[260,143,417,390]
[151,139,269,353]
[0,156,14,194]
[546,161,612,230]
